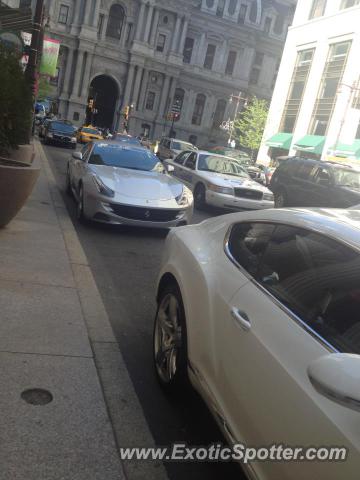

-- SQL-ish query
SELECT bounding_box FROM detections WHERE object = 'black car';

[43,121,77,149]
[270,156,360,208]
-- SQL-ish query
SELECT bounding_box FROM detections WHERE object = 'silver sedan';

[66,142,193,227]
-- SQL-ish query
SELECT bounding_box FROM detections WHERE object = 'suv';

[270,157,360,208]
[157,137,197,160]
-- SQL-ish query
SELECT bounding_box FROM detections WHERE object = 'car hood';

[90,165,184,200]
[197,171,270,192]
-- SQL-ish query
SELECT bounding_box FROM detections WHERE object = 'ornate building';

[45,0,295,145]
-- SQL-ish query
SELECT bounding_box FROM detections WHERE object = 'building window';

[73,112,80,121]
[183,37,194,64]
[238,4,247,23]
[228,0,238,15]
[192,94,206,125]
[173,88,185,115]
[280,49,315,133]
[309,0,327,19]
[204,44,216,70]
[58,4,69,24]
[106,4,125,39]
[206,0,215,7]
[189,135,197,146]
[310,42,351,136]
[98,14,104,36]
[142,123,151,137]
[273,14,284,35]
[340,0,360,7]
[264,17,272,33]
[156,34,166,52]
[254,52,264,66]
[212,99,227,129]
[225,51,237,76]
[145,91,156,110]
[20,0,31,6]
[249,67,260,85]
[249,0,258,22]
[216,0,225,16]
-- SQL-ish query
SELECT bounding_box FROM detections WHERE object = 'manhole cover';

[21,388,53,406]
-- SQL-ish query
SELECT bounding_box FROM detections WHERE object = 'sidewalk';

[0,142,167,479]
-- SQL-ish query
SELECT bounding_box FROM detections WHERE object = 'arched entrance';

[87,75,119,129]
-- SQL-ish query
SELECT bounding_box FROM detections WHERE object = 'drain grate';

[21,388,53,406]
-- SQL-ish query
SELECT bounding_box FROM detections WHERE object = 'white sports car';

[154,208,360,479]
[66,142,193,227]
[163,150,274,210]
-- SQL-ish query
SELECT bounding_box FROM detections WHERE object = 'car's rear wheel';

[194,184,206,210]
[274,189,287,208]
[153,284,188,391]
[65,166,73,197]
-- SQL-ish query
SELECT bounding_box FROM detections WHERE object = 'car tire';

[77,184,88,223]
[153,283,188,392]
[65,166,73,197]
[194,184,206,210]
[274,189,287,208]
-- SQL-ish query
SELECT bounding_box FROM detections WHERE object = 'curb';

[35,140,169,480]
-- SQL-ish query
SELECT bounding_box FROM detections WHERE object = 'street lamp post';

[228,91,248,148]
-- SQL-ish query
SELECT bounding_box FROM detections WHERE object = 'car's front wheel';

[194,183,206,210]
[77,184,88,223]
[153,284,188,391]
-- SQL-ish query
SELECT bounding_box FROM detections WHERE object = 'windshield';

[333,168,360,188]
[172,141,195,151]
[198,154,249,178]
[50,122,75,133]
[83,128,100,135]
[89,144,161,171]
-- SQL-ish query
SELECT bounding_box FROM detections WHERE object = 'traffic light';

[124,105,130,120]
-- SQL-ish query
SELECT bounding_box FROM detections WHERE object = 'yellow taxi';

[76,125,103,143]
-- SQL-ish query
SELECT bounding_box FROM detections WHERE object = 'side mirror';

[72,151,83,161]
[308,353,360,412]
[167,165,175,173]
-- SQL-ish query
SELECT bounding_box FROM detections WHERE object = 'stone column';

[158,75,171,118]
[84,0,93,25]
[61,48,74,96]
[80,53,93,98]
[72,50,85,98]
[143,4,154,44]
[138,69,150,111]
[73,0,83,25]
[135,1,146,41]
[178,17,189,54]
[149,8,160,46]
[196,32,206,65]
[131,67,144,110]
[92,0,101,28]
[123,64,136,107]
[171,15,182,52]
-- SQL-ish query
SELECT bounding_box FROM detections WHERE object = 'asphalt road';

[44,142,243,480]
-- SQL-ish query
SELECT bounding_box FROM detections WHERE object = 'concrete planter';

[0,144,40,228]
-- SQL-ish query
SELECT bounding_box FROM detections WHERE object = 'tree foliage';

[234,97,268,159]
[0,44,33,153]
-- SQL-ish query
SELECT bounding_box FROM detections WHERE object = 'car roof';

[287,157,359,170]
[221,208,360,251]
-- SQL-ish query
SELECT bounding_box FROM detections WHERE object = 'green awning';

[266,133,293,149]
[293,135,325,156]
[332,140,360,158]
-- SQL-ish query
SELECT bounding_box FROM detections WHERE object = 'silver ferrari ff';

[66,142,193,227]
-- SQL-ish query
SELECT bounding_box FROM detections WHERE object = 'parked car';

[43,120,77,149]
[66,141,193,226]
[270,157,360,208]
[76,125,103,143]
[207,146,265,184]
[154,207,360,480]
[164,150,274,210]
[157,137,197,161]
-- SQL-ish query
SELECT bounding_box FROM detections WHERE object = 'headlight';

[92,175,115,198]
[176,186,193,206]
[47,132,53,138]
[263,192,274,201]
[208,183,234,195]
[71,137,77,143]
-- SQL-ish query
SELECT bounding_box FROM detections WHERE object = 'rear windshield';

[50,122,75,133]
[89,144,160,172]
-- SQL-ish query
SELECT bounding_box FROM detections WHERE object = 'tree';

[234,97,268,161]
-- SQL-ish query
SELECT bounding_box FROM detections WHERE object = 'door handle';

[231,308,251,332]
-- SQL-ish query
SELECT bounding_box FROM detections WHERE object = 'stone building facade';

[45,0,295,146]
